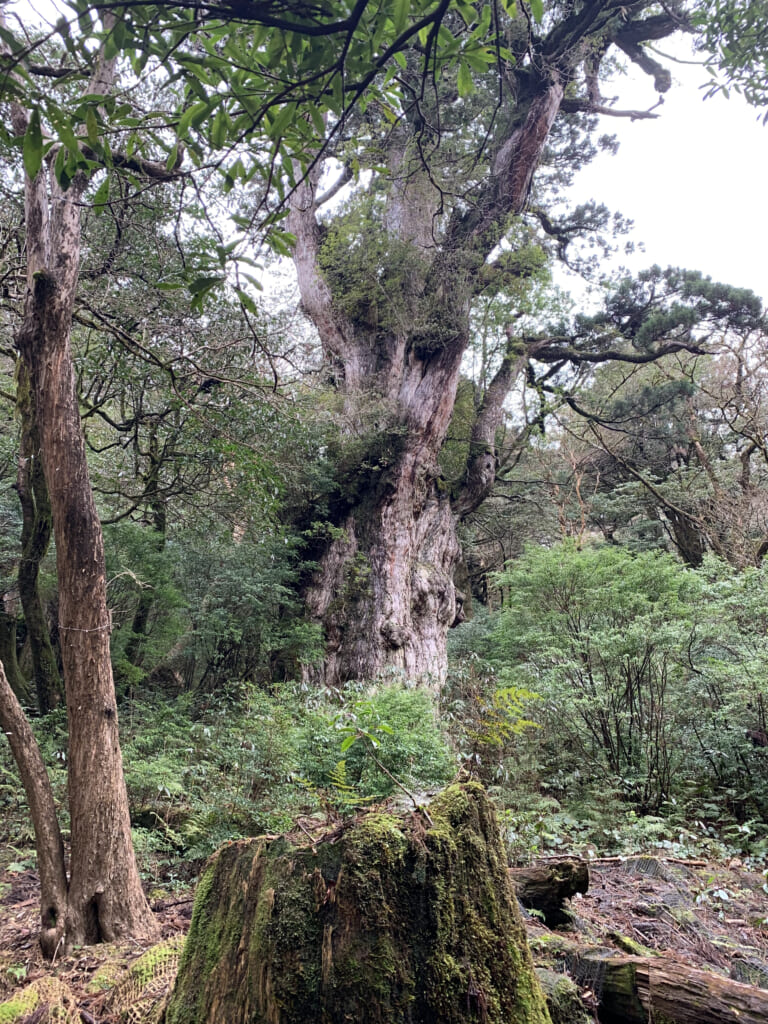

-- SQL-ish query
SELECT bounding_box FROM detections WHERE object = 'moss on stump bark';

[164,782,550,1024]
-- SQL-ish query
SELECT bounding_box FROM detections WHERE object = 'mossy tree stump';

[164,783,551,1024]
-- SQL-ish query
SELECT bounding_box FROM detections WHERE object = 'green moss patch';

[165,783,551,1024]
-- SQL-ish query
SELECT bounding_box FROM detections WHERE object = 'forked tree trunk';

[9,28,158,952]
[290,82,565,687]
[14,163,158,950]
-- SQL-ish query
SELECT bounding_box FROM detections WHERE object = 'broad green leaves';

[2,0,512,258]
[695,0,768,118]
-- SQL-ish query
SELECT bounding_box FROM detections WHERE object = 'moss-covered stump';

[164,783,551,1024]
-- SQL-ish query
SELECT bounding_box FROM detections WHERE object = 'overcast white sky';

[567,43,768,302]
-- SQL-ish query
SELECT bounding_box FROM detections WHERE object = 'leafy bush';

[296,684,455,803]
[445,542,768,859]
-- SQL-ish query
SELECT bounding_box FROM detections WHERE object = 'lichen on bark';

[164,782,550,1024]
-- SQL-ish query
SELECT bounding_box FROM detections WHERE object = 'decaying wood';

[569,950,768,1024]
[510,860,589,926]
[164,783,551,1024]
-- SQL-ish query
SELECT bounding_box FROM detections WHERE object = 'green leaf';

[392,0,409,34]
[85,108,100,147]
[53,144,71,190]
[529,0,544,22]
[268,102,296,140]
[91,177,109,209]
[166,143,180,171]
[211,107,229,149]
[457,60,474,97]
[234,287,259,315]
[188,275,225,296]
[23,108,44,180]
[463,48,494,71]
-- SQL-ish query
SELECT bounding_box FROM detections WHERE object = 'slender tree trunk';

[10,28,158,951]
[0,604,31,704]
[16,361,63,713]
[125,430,167,669]
[15,169,158,948]
[0,659,68,958]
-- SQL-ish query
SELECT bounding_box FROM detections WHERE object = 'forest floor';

[0,850,766,1021]
[526,853,768,991]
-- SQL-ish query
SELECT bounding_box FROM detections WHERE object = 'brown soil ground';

[0,852,766,1020]
[0,869,193,1022]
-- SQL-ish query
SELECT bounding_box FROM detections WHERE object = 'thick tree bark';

[164,783,550,1024]
[0,659,68,958]
[290,74,567,687]
[305,440,463,686]
[16,361,63,713]
[9,26,158,952]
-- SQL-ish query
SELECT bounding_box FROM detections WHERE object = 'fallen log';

[569,950,768,1024]
[510,861,589,926]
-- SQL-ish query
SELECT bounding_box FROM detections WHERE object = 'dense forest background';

[1,0,768,958]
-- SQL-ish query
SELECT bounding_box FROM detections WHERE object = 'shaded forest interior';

[1,0,768,1018]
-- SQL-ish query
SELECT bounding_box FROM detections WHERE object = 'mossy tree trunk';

[165,782,551,1024]
[0,606,31,705]
[288,5,684,688]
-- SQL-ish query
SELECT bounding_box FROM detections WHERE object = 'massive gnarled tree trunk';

[290,2,683,687]
[291,84,564,686]
[5,23,159,953]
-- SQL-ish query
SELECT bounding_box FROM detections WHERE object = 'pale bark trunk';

[306,445,462,686]
[290,78,566,687]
